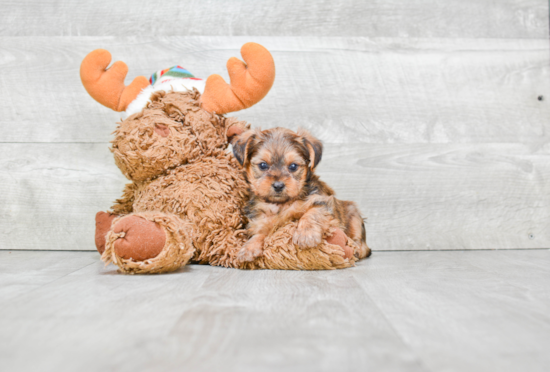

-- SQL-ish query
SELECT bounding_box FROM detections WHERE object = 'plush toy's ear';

[201,43,275,115]
[299,130,323,169]
[232,131,257,166]
[80,49,150,112]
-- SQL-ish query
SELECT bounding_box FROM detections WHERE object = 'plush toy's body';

[82,43,361,274]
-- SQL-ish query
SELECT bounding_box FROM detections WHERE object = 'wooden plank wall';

[0,1,548,251]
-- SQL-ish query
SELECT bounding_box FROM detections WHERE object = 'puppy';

[231,127,371,262]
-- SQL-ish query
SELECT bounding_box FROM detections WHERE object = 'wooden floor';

[1,250,548,372]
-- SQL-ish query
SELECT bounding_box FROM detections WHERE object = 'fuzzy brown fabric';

[242,221,358,270]
[97,90,356,273]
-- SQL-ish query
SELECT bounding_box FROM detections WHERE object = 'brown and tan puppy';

[232,127,371,262]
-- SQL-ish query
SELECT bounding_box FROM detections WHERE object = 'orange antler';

[80,49,150,112]
[201,43,275,114]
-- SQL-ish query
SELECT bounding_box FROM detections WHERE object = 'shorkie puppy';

[231,127,371,262]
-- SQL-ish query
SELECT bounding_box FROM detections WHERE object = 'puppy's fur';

[232,127,371,261]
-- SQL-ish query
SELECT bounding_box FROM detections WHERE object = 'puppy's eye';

[288,163,298,172]
[259,162,269,170]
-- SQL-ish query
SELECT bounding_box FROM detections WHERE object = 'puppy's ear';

[299,130,323,169]
[232,131,256,166]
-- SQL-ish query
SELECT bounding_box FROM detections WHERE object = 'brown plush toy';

[81,42,360,274]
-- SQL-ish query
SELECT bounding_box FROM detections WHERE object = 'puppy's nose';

[272,182,285,192]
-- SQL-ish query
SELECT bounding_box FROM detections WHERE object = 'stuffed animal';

[81,42,360,274]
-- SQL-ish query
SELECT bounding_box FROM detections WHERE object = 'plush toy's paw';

[293,221,323,249]
[112,215,166,261]
[326,228,354,259]
[237,237,264,262]
[95,211,117,254]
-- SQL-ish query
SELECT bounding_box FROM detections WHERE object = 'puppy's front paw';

[293,222,323,249]
[237,239,264,262]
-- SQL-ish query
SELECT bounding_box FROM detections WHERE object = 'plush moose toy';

[81,42,360,273]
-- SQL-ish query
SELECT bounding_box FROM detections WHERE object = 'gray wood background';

[1,0,549,251]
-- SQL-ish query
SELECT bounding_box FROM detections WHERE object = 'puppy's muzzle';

[272,182,285,192]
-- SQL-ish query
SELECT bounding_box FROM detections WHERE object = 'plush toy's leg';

[111,215,166,261]
[326,228,372,260]
[101,212,195,274]
[325,228,354,259]
[95,211,118,254]
[242,222,358,270]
